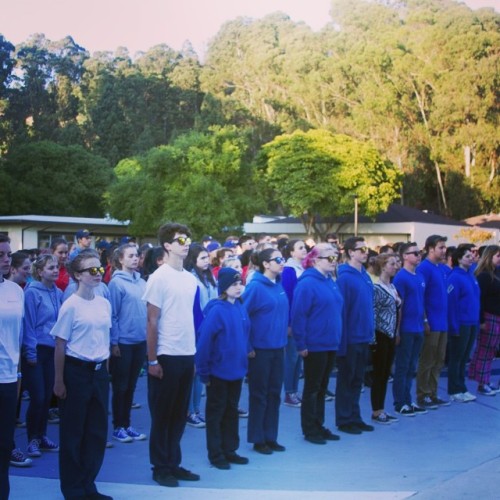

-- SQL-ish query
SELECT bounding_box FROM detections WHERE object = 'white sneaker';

[450,393,466,403]
[463,391,477,402]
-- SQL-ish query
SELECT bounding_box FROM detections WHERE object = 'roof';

[0,214,128,227]
[464,213,500,229]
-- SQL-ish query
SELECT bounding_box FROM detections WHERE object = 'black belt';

[65,355,106,371]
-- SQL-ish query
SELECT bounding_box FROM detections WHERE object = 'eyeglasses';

[404,251,421,257]
[318,255,338,263]
[354,246,368,253]
[269,257,286,264]
[171,237,192,246]
[78,266,105,276]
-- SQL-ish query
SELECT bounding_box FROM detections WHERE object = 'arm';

[290,284,312,356]
[108,280,122,356]
[146,302,163,379]
[53,337,67,399]
[22,289,39,363]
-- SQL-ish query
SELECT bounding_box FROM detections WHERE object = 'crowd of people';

[1,224,499,499]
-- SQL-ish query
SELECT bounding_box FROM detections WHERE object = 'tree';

[262,129,402,236]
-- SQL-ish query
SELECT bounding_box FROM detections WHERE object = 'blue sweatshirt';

[242,271,289,350]
[281,259,304,324]
[417,259,448,331]
[447,267,480,335]
[291,267,343,352]
[337,263,374,355]
[393,268,426,334]
[196,299,250,383]
[23,281,62,360]
[108,270,147,345]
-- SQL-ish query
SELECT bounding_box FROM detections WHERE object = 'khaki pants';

[416,331,447,401]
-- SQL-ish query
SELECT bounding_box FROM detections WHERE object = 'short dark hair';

[0,234,11,244]
[158,222,191,247]
[400,241,418,256]
[238,234,254,246]
[425,235,447,251]
[343,237,365,260]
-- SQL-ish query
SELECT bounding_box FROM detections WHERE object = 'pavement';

[10,361,500,500]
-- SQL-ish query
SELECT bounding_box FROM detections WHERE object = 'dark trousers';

[335,343,369,427]
[247,348,284,444]
[0,382,17,500]
[148,355,193,474]
[23,345,55,442]
[448,325,477,395]
[371,332,395,412]
[110,341,146,429]
[393,333,424,410]
[205,376,242,462]
[301,351,335,437]
[59,359,109,499]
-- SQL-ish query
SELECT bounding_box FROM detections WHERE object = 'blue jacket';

[108,270,147,345]
[242,272,289,350]
[417,259,448,331]
[281,260,303,324]
[23,281,62,360]
[447,267,480,335]
[393,268,426,334]
[291,267,343,352]
[196,299,250,383]
[337,263,374,355]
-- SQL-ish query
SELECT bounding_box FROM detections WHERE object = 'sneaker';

[131,402,142,409]
[39,435,59,452]
[372,413,391,425]
[172,466,200,481]
[10,448,32,467]
[385,413,399,422]
[195,412,205,423]
[27,439,41,457]
[478,385,496,396]
[431,396,451,407]
[284,393,301,408]
[418,396,438,410]
[410,403,428,415]
[225,452,249,464]
[21,390,30,401]
[463,391,477,402]
[16,418,26,428]
[325,391,334,402]
[113,427,133,443]
[238,407,249,418]
[186,413,205,428]
[486,384,500,394]
[125,426,147,441]
[152,471,178,487]
[450,393,466,403]
[397,404,416,417]
[47,408,60,424]
[105,441,114,449]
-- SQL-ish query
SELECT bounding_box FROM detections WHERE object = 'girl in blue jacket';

[23,254,62,458]
[196,267,251,470]
[242,248,289,455]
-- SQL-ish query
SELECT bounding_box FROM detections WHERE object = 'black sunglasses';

[404,251,421,257]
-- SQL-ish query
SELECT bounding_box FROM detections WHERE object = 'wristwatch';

[148,360,159,366]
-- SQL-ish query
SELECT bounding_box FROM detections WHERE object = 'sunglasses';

[404,251,421,257]
[79,266,105,276]
[354,246,368,253]
[318,255,338,263]
[269,256,286,264]
[171,237,192,246]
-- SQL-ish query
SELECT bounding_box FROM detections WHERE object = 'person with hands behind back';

[196,268,251,470]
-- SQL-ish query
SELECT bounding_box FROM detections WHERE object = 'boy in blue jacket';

[196,268,251,470]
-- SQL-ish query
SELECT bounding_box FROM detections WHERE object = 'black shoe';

[338,424,362,435]
[152,471,179,487]
[321,428,340,441]
[225,452,249,464]
[211,459,230,470]
[266,441,286,452]
[86,494,113,500]
[172,466,200,481]
[304,434,327,445]
[253,443,273,455]
[354,422,375,432]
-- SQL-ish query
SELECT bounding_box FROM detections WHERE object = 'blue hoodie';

[447,267,480,335]
[291,267,343,352]
[108,270,147,345]
[281,259,304,324]
[242,272,289,350]
[23,281,62,361]
[196,298,250,383]
[337,263,374,355]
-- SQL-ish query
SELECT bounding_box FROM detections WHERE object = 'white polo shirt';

[142,263,197,356]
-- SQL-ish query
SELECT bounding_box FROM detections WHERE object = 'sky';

[2,0,498,58]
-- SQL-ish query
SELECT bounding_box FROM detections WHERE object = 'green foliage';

[263,129,402,236]
[3,141,110,216]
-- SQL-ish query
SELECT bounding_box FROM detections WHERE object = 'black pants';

[301,351,335,437]
[59,358,109,499]
[110,341,146,429]
[370,332,395,412]
[205,376,242,463]
[148,355,193,474]
[335,343,369,427]
[0,382,17,500]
